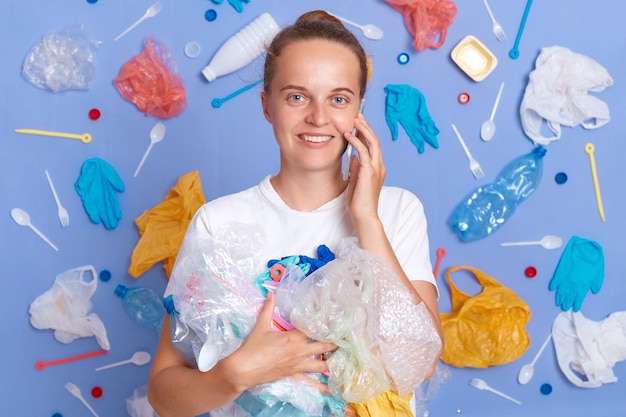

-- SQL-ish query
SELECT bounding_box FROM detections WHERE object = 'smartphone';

[342,98,366,180]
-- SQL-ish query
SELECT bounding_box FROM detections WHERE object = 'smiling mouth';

[300,135,332,143]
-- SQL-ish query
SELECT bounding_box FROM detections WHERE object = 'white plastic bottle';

[202,12,280,82]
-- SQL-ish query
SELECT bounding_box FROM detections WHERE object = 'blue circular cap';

[397,53,409,65]
[540,383,553,395]
[86,0,98,3]
[205,9,217,22]
[99,269,112,282]
[555,172,568,184]
[52,413,63,417]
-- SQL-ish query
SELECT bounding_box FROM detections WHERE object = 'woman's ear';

[260,92,271,123]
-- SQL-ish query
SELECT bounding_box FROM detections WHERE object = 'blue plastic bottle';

[114,284,165,332]
[449,145,547,241]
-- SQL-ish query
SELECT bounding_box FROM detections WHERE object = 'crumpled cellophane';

[289,238,442,403]
[129,170,205,279]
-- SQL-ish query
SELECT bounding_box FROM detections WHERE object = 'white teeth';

[301,135,331,143]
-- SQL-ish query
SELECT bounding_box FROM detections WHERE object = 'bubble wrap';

[290,238,442,402]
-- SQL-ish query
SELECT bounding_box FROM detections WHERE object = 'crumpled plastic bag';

[129,170,206,278]
[75,157,125,230]
[349,391,413,417]
[28,265,110,350]
[520,46,613,145]
[383,0,457,51]
[552,310,626,388]
[114,36,187,119]
[22,25,101,92]
[440,265,531,368]
[289,238,442,403]
[126,386,158,417]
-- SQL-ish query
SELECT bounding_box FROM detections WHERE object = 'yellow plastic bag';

[440,265,531,368]
[349,391,413,417]
[128,171,205,279]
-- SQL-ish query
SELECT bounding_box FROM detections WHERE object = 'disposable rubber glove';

[384,84,440,154]
[75,157,125,230]
[549,236,604,312]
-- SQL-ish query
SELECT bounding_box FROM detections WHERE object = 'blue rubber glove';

[549,236,604,312]
[384,84,440,154]
[74,158,125,230]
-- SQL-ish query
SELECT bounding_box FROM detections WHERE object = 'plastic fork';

[65,382,100,417]
[451,124,484,179]
[470,378,521,405]
[115,1,163,42]
[45,170,69,228]
[483,0,506,41]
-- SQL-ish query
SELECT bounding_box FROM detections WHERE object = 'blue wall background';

[1,0,625,416]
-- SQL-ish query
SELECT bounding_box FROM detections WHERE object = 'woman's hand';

[345,113,386,224]
[224,292,336,394]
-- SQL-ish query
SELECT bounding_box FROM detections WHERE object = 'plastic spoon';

[65,382,99,417]
[10,208,58,251]
[480,82,504,141]
[115,1,163,42]
[212,79,262,108]
[134,122,166,177]
[501,235,563,250]
[470,378,521,405]
[95,351,151,371]
[327,12,383,40]
[35,349,107,371]
[518,333,552,384]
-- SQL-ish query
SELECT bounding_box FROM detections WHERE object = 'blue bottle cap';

[114,284,128,297]
[99,269,111,282]
[205,9,217,22]
[397,53,409,65]
[555,172,568,184]
[540,383,553,395]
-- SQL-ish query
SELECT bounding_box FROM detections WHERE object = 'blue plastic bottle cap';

[540,383,553,395]
[458,92,470,104]
[205,9,217,22]
[184,42,201,59]
[99,269,112,282]
[555,172,568,184]
[397,53,409,65]
[86,0,98,3]
[52,413,63,417]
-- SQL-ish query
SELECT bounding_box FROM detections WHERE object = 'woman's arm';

[148,292,336,417]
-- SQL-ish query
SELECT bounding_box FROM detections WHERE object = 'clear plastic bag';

[22,25,101,92]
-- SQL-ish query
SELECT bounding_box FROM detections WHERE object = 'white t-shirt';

[166,175,437,416]
[167,175,435,295]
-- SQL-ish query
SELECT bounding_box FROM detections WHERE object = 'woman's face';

[261,39,362,174]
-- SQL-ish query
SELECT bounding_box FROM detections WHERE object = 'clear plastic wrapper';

[22,25,101,92]
[290,238,442,402]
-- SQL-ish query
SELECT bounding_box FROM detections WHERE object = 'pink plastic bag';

[384,0,457,51]
[114,36,187,119]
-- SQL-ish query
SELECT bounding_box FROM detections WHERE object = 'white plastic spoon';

[480,82,504,141]
[65,382,99,417]
[10,208,58,251]
[327,12,383,40]
[501,235,563,250]
[95,351,151,371]
[470,378,521,405]
[134,122,166,177]
[518,333,552,384]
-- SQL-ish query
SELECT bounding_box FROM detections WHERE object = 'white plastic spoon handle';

[95,359,132,371]
[29,224,58,251]
[134,143,154,177]
[489,82,505,121]
[327,12,363,30]
[529,333,552,366]
[501,240,541,247]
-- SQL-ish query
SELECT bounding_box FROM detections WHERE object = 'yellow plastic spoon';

[15,128,91,144]
[584,143,605,222]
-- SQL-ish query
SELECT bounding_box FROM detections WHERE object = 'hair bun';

[296,10,342,26]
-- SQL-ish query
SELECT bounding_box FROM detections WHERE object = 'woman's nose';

[305,102,329,126]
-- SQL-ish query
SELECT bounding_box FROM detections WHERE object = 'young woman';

[148,10,443,417]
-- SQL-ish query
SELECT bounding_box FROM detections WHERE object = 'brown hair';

[263,10,368,98]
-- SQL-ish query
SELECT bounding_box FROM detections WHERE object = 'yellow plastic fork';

[15,128,92,144]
